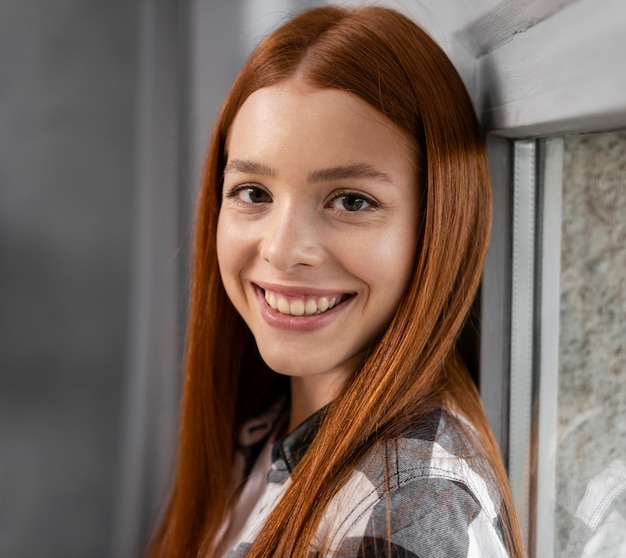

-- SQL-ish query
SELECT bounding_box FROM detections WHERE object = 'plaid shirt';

[225,401,510,557]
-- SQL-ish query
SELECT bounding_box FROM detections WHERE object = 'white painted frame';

[475,0,626,137]
[530,138,563,558]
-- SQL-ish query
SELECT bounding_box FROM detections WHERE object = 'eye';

[329,193,374,212]
[227,185,272,204]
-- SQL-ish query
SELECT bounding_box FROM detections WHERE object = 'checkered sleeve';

[331,475,509,557]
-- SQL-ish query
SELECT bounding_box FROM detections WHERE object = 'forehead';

[225,80,416,171]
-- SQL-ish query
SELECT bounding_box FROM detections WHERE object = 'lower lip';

[254,286,353,332]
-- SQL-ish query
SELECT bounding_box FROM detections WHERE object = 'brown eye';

[330,194,372,212]
[238,186,272,203]
[341,195,366,211]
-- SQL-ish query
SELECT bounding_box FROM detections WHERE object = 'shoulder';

[318,409,510,557]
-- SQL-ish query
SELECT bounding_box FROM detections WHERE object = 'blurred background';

[0,1,138,556]
[1,1,624,557]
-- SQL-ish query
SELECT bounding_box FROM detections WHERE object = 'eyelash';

[224,184,379,213]
[326,190,379,213]
[225,184,271,204]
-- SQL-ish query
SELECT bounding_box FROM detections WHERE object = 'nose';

[259,203,324,271]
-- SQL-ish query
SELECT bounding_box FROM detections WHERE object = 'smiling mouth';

[262,288,352,317]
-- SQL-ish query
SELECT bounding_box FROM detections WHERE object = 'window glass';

[557,132,626,557]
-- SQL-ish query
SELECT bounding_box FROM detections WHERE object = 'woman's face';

[217,78,419,395]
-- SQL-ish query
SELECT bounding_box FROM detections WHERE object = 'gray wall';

[0,1,139,556]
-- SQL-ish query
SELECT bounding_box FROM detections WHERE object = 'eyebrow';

[224,159,394,184]
[307,163,394,184]
[223,159,275,176]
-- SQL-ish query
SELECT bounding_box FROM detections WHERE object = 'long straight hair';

[148,6,524,557]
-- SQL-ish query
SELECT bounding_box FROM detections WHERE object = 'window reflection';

[557,132,626,557]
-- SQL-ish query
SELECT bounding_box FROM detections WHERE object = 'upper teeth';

[264,290,343,316]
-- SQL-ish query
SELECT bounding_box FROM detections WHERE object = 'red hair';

[148,6,524,557]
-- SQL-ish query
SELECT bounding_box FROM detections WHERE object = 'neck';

[288,374,345,433]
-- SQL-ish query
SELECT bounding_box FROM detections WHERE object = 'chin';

[261,356,323,378]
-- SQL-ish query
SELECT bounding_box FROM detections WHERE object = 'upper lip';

[253,281,355,298]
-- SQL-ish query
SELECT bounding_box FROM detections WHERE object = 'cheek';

[216,214,243,294]
[364,229,416,328]
[360,229,416,287]
[336,226,415,336]
[216,216,229,277]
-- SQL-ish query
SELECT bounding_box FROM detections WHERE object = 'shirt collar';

[271,404,329,473]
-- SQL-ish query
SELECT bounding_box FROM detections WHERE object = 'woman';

[148,5,524,557]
